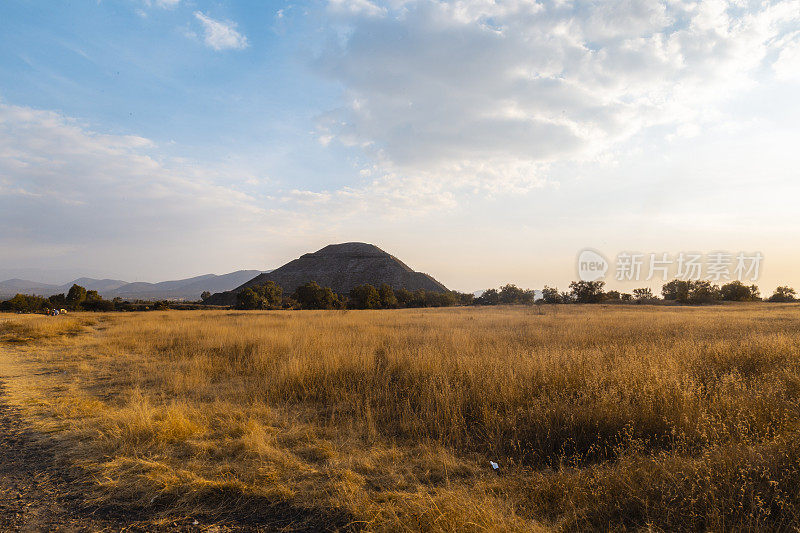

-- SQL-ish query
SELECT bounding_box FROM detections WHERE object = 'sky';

[1,0,799,293]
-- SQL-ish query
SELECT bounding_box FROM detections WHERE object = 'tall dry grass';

[2,304,800,530]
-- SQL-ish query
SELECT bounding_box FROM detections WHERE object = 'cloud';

[328,0,386,17]
[0,101,456,274]
[0,102,267,263]
[316,0,800,192]
[773,32,800,81]
[193,11,249,51]
[142,0,180,9]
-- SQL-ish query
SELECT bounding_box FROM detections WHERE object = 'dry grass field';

[2,304,800,531]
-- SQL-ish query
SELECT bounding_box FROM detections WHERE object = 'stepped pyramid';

[206,242,448,305]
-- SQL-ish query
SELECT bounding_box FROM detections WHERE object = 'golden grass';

[2,304,800,530]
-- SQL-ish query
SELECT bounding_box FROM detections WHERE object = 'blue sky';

[1,1,355,188]
[1,0,800,292]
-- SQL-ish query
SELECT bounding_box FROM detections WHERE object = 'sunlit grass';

[1,304,800,530]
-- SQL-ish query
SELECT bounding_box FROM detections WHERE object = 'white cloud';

[0,102,457,274]
[143,0,180,9]
[193,11,249,51]
[317,0,800,192]
[773,33,800,81]
[328,0,387,17]
[0,102,266,261]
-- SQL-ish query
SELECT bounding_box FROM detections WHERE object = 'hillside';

[207,242,448,306]
[0,271,264,301]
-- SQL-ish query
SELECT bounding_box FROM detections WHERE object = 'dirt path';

[0,379,121,532]
[0,379,333,532]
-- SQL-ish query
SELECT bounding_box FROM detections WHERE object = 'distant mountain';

[0,270,266,301]
[110,271,264,300]
[0,268,110,285]
[207,242,448,306]
[0,279,59,296]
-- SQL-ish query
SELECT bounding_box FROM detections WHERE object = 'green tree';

[378,284,398,308]
[768,286,797,302]
[82,298,115,311]
[499,284,525,304]
[293,282,343,310]
[424,291,457,307]
[236,282,283,310]
[66,284,87,310]
[200,291,211,302]
[687,280,720,304]
[3,294,49,313]
[569,280,606,303]
[411,289,428,307]
[453,291,474,306]
[663,280,721,304]
[605,290,621,301]
[720,281,760,301]
[236,288,262,310]
[633,288,654,301]
[349,284,381,309]
[395,288,414,307]
[477,288,500,305]
[85,290,102,302]
[48,293,67,308]
[661,280,689,302]
[258,281,283,308]
[541,286,562,304]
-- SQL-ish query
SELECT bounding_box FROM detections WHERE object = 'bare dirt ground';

[0,380,211,532]
[0,379,133,532]
[1,379,98,531]
[0,376,352,532]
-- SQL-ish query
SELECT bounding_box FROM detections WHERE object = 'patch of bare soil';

[0,380,205,532]
[0,378,353,532]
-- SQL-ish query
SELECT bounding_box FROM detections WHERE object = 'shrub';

[82,298,115,312]
[378,284,398,308]
[453,291,475,306]
[236,282,283,310]
[720,281,760,301]
[662,280,721,304]
[475,288,500,305]
[393,288,409,307]
[292,282,344,310]
[605,290,621,301]
[1,293,50,313]
[349,284,381,309]
[66,284,87,310]
[541,286,562,304]
[768,286,797,302]
[633,288,654,302]
[569,280,606,303]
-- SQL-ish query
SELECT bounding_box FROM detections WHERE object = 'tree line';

[2,280,797,314]
[234,281,476,310]
[536,280,795,304]
[0,284,118,313]
[0,284,204,314]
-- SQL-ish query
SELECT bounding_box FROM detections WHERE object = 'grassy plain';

[1,304,800,531]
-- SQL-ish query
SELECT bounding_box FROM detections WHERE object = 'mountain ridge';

[0,270,265,301]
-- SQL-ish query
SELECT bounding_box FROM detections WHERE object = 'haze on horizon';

[1,0,799,294]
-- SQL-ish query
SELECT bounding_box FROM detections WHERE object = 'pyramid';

[206,242,448,305]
